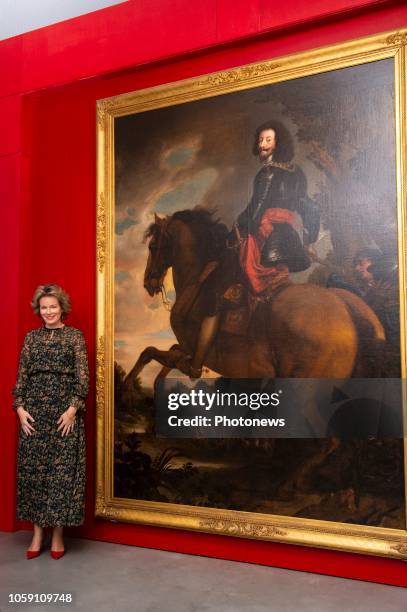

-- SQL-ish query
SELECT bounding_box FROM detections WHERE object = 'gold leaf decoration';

[199,519,286,539]
[390,543,407,557]
[198,63,281,87]
[97,97,118,128]
[97,192,106,273]
[386,32,407,46]
[95,498,122,521]
[95,484,107,516]
[96,335,105,420]
[97,105,106,129]
[105,507,122,521]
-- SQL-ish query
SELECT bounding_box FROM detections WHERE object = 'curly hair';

[31,284,71,321]
[252,120,295,163]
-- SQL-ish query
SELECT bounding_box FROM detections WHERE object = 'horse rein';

[160,284,172,311]
[152,218,173,311]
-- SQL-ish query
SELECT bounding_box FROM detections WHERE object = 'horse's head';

[143,208,228,298]
[143,214,173,296]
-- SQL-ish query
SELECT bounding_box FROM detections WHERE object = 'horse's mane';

[145,207,228,260]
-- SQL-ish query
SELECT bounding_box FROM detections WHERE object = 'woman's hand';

[57,406,77,437]
[17,407,36,437]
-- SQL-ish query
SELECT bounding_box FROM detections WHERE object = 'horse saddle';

[219,283,254,336]
[219,280,292,336]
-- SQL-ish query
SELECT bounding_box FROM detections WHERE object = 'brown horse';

[125,209,385,431]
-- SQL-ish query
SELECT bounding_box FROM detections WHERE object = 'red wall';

[1,0,406,586]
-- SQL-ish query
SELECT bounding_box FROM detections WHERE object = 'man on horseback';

[177,121,320,378]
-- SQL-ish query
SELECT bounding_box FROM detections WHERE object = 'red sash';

[239,208,295,294]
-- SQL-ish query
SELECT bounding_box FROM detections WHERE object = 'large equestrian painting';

[96,31,407,558]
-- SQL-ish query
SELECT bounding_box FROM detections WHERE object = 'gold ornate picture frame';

[96,29,407,559]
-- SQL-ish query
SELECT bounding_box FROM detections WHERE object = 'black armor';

[236,161,320,272]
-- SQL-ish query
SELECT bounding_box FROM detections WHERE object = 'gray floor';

[0,532,405,612]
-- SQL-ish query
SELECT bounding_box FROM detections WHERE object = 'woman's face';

[39,296,63,327]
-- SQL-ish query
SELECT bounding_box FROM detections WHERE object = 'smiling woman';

[12,283,89,560]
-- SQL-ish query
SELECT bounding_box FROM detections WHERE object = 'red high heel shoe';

[26,548,42,560]
[50,549,65,560]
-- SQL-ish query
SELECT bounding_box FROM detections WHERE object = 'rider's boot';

[175,313,220,378]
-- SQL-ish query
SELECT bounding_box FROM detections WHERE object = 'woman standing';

[13,284,89,559]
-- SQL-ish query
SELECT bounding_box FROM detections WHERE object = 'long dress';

[12,325,89,527]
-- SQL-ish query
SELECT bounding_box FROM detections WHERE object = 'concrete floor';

[0,532,405,612]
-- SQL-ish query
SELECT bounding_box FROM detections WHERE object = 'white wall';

[0,0,127,41]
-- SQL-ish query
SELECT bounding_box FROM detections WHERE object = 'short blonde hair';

[31,284,71,321]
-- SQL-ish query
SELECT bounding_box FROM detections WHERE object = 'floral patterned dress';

[12,325,89,527]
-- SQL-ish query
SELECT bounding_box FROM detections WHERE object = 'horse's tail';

[328,288,387,377]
